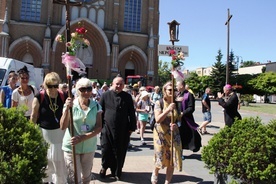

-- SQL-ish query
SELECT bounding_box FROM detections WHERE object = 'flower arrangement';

[55,22,90,74]
[169,49,185,68]
[169,49,185,81]
[55,22,90,56]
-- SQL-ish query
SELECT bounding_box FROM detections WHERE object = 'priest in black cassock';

[99,77,136,180]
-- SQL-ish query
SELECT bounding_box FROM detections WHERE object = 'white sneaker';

[141,140,146,145]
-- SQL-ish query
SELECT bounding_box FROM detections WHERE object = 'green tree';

[240,60,256,68]
[232,74,256,94]
[248,72,276,95]
[185,72,201,95]
[228,50,236,76]
[158,60,171,86]
[200,75,213,95]
[209,49,226,95]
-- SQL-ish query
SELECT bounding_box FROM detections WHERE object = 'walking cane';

[169,49,185,167]
[170,75,175,166]
[66,69,78,184]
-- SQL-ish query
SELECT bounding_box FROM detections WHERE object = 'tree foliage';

[158,60,172,86]
[228,50,236,76]
[186,74,212,97]
[209,49,226,95]
[230,74,257,94]
[0,106,47,183]
[200,75,213,95]
[248,72,276,95]
[240,60,257,68]
[185,72,201,95]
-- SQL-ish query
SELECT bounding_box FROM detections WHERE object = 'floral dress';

[153,99,182,171]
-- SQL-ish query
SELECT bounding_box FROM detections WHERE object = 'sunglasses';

[79,87,93,92]
[20,77,29,80]
[47,84,59,88]
[166,89,173,91]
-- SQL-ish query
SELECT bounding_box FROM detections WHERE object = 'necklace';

[49,95,59,122]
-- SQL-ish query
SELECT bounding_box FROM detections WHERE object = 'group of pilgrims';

[1,66,203,184]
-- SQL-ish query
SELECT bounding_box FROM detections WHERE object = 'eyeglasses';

[166,89,173,91]
[20,77,29,80]
[79,87,93,93]
[47,84,59,88]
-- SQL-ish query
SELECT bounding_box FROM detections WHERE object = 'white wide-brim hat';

[140,90,149,99]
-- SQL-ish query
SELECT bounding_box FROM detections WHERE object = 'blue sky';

[158,0,276,71]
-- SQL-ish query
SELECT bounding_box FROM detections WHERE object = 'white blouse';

[11,86,37,117]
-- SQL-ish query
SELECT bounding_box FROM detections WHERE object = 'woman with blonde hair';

[151,81,182,184]
[31,72,67,184]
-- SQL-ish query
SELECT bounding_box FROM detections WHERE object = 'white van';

[0,57,44,89]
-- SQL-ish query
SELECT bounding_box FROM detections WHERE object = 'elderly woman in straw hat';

[136,90,151,145]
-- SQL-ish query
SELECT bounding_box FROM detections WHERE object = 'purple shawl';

[181,92,199,130]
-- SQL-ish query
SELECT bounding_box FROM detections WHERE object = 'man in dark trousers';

[176,80,202,154]
[99,76,136,180]
[217,84,242,126]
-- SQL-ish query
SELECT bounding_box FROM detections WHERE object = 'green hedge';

[0,106,47,184]
[202,117,276,184]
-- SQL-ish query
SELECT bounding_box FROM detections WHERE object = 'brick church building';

[0,0,160,85]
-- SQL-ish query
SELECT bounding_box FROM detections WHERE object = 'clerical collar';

[177,90,185,96]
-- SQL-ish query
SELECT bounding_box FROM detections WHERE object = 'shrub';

[240,94,254,103]
[202,117,276,184]
[0,106,47,183]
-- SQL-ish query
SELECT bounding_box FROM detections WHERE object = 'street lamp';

[168,20,180,46]
[235,56,243,70]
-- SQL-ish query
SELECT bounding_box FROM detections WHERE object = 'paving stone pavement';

[88,101,275,184]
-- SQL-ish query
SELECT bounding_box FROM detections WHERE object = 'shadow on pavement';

[92,171,206,184]
[198,181,214,184]
[206,125,220,129]
[184,153,201,161]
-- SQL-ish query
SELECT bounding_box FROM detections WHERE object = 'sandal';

[197,127,203,135]
[202,131,209,135]
[151,173,158,184]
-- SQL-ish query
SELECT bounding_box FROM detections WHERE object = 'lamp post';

[225,9,232,85]
[167,20,180,166]
[168,20,180,46]
[235,56,243,70]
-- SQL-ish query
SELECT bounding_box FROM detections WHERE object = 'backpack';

[149,99,163,131]
[39,89,65,104]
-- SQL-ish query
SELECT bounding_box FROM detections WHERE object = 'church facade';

[0,0,160,85]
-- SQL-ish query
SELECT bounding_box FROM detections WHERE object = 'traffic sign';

[158,45,189,57]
